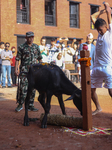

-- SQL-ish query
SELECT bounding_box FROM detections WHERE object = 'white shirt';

[39,45,48,63]
[87,44,91,52]
[1,49,13,66]
[63,47,75,62]
[94,23,112,67]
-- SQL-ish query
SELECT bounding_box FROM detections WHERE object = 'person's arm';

[8,51,13,60]
[15,60,19,76]
[1,51,10,60]
[47,49,49,56]
[15,45,22,76]
[91,9,106,25]
[1,51,5,60]
[40,47,45,54]
[104,2,112,25]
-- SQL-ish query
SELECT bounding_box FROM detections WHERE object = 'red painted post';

[80,47,92,131]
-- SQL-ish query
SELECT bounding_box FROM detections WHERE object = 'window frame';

[44,36,59,45]
[69,1,80,28]
[45,0,56,26]
[16,0,30,24]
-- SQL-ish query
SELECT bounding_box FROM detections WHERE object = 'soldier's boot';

[28,106,39,112]
[15,104,23,112]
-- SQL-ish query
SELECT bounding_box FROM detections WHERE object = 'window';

[69,2,79,28]
[16,0,30,24]
[16,35,26,48]
[44,36,59,45]
[90,5,99,29]
[45,0,56,26]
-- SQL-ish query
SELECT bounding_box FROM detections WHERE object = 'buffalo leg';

[57,95,66,115]
[38,93,46,110]
[41,92,52,128]
[24,86,32,126]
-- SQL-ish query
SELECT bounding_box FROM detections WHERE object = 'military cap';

[26,31,34,37]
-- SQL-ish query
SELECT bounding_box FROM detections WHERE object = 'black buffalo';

[24,63,82,128]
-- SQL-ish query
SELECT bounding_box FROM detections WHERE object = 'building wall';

[0,0,112,48]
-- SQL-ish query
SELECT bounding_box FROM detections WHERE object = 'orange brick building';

[0,0,112,49]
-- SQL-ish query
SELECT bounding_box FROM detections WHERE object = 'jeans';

[2,65,11,87]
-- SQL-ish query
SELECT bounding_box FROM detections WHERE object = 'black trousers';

[11,66,17,85]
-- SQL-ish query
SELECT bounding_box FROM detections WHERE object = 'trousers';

[17,75,35,106]
[2,65,11,87]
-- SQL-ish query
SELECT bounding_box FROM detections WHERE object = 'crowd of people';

[0,33,96,88]
[39,37,80,81]
[39,33,96,82]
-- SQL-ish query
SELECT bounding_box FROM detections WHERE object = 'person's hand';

[15,69,19,76]
[46,47,49,51]
[5,56,10,60]
[104,2,110,7]
[103,2,110,11]
[73,39,76,42]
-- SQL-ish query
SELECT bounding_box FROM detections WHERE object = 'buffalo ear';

[64,95,73,101]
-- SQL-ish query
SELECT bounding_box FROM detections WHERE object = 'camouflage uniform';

[16,42,42,106]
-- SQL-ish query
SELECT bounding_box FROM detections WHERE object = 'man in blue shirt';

[78,33,95,72]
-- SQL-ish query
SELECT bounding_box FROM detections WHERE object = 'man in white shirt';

[91,2,112,115]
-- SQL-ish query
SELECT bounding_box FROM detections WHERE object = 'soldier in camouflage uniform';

[15,31,42,112]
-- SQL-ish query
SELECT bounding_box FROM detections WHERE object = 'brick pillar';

[80,50,92,131]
